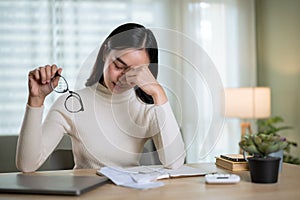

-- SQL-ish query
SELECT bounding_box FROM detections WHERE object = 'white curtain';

[157,0,257,163]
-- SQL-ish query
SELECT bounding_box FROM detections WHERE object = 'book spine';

[216,158,233,171]
[215,157,249,171]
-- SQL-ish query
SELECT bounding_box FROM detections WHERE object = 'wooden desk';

[0,163,299,200]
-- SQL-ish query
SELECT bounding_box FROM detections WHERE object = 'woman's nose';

[117,71,125,81]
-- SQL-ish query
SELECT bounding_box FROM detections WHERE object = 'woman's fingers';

[51,64,59,76]
[29,65,59,84]
[51,68,63,88]
[41,64,57,84]
[39,66,47,84]
[29,68,40,81]
[45,65,52,83]
[125,65,156,86]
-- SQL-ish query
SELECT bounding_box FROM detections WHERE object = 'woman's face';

[103,48,150,93]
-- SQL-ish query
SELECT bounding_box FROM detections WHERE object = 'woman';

[16,23,185,172]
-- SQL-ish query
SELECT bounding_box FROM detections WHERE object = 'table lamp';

[225,87,271,143]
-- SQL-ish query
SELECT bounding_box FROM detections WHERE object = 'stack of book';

[215,155,249,171]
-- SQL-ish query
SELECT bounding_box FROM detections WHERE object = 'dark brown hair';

[85,23,158,104]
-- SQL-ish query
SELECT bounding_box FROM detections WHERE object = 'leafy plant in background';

[239,116,299,164]
[256,116,299,164]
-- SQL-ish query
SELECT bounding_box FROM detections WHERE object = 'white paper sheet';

[97,165,216,190]
[98,167,164,190]
[122,165,217,179]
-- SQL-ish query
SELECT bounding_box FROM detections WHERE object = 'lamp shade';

[225,87,271,119]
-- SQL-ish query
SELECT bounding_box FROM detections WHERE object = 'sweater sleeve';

[151,102,186,169]
[16,97,72,172]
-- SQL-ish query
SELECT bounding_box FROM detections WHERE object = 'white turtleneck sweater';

[16,83,186,172]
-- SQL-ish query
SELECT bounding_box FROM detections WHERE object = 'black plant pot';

[248,156,280,184]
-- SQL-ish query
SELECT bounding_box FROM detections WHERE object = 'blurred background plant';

[256,116,299,164]
[239,116,299,164]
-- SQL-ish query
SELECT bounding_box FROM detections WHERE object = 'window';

[0,0,166,135]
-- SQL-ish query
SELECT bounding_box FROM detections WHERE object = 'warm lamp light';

[225,87,271,152]
[225,87,271,119]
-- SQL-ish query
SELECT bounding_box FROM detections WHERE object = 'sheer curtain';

[158,0,257,163]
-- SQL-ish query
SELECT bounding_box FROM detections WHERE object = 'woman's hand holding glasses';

[28,64,84,113]
[28,65,62,107]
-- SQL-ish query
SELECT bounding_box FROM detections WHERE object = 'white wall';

[256,0,300,158]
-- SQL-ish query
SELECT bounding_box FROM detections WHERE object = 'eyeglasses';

[50,72,84,113]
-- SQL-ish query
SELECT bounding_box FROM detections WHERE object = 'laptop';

[0,173,108,196]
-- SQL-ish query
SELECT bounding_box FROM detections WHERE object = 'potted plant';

[239,131,288,183]
[239,116,298,183]
[239,117,297,183]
